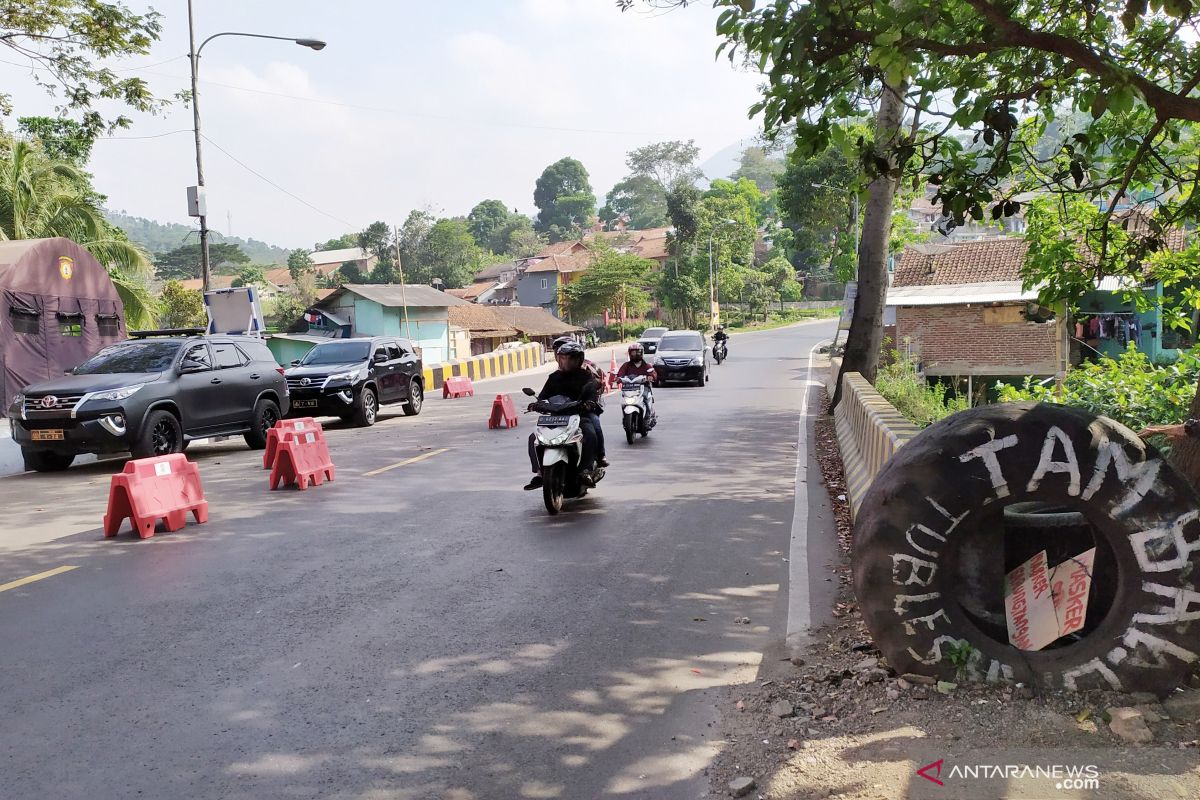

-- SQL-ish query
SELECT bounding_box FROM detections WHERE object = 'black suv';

[285,337,423,427]
[7,333,290,472]
[651,330,710,387]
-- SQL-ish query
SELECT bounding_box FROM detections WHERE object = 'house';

[488,305,585,351]
[905,194,1030,241]
[448,305,520,356]
[888,239,1061,391]
[301,283,468,363]
[178,275,283,302]
[0,238,125,408]
[516,252,592,317]
[264,247,378,289]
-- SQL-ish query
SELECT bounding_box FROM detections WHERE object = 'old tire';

[853,401,1200,694]
[132,410,183,459]
[352,387,378,428]
[22,449,74,472]
[402,379,423,416]
[243,398,281,450]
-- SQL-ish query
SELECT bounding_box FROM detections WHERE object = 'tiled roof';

[178,276,235,291]
[474,260,516,281]
[488,306,584,336]
[524,253,593,273]
[892,239,1029,288]
[534,241,584,257]
[265,261,342,287]
[448,305,518,336]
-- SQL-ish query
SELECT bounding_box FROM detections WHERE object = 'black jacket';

[538,367,603,413]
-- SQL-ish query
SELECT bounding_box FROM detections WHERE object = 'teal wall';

[1077,285,1167,361]
[349,298,450,363]
[266,337,316,366]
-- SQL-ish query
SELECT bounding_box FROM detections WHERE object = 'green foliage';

[560,245,654,322]
[18,116,94,165]
[467,199,511,253]
[0,0,165,134]
[776,140,859,278]
[103,210,289,263]
[153,243,248,281]
[534,157,596,240]
[314,233,358,251]
[601,174,668,229]
[412,218,480,289]
[731,144,786,193]
[876,354,970,428]
[287,248,314,282]
[232,265,267,289]
[997,345,1200,432]
[357,221,394,268]
[158,280,206,330]
[624,140,702,192]
[705,177,767,227]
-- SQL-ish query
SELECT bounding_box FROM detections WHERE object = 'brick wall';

[896,304,1059,375]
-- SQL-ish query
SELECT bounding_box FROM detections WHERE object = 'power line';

[200,133,356,228]
[96,129,193,141]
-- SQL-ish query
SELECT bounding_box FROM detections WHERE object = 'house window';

[57,313,83,337]
[97,315,120,338]
[9,308,38,335]
[540,278,548,290]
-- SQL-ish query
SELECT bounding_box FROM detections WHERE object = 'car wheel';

[132,409,183,459]
[22,448,74,472]
[353,387,378,427]
[243,398,281,450]
[402,379,423,416]
[854,401,1200,693]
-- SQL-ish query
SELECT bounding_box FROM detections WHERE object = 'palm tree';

[0,140,158,327]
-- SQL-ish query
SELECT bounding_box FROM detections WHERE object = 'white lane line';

[786,338,831,650]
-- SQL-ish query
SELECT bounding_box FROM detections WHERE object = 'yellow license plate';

[32,429,65,441]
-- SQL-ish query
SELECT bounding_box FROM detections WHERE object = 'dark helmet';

[628,342,644,358]
[555,340,585,358]
[551,335,574,351]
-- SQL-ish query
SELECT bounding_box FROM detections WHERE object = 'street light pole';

[186,3,326,292]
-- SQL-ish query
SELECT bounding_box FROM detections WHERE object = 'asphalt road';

[0,320,838,800]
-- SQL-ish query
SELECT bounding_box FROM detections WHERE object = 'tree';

[158,280,206,330]
[625,140,702,192]
[414,219,481,288]
[467,199,512,253]
[397,209,436,275]
[1,1,165,135]
[335,261,363,284]
[357,221,394,268]
[0,137,156,326]
[17,116,95,165]
[534,157,596,240]
[600,175,669,229]
[314,233,358,251]
[705,178,767,227]
[232,265,267,289]
[731,145,786,193]
[154,243,248,281]
[287,249,314,282]
[559,246,654,335]
[776,143,859,279]
[506,224,545,258]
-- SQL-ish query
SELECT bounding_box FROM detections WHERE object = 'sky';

[0,0,767,250]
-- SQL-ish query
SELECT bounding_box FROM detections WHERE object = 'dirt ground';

[707,393,1200,800]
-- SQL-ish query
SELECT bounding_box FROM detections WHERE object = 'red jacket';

[618,359,656,381]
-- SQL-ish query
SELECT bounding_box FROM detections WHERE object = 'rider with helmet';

[712,324,729,353]
[524,340,604,490]
[617,342,657,417]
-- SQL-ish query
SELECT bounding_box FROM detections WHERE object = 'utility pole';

[393,226,412,340]
[187,0,211,293]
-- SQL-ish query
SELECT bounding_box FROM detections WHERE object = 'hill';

[105,210,292,265]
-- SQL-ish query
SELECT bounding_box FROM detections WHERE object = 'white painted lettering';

[902,608,951,636]
[959,435,1019,499]
[1060,658,1123,691]
[892,554,938,587]
[1026,426,1081,496]
[905,523,946,558]
[1081,439,1163,516]
[905,634,961,665]
[893,592,940,616]
[1129,509,1200,573]
[1133,582,1200,626]
[1120,626,1200,668]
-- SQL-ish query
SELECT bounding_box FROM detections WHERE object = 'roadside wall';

[832,370,922,520]
[422,343,543,391]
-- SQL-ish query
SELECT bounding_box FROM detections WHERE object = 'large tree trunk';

[831,79,907,409]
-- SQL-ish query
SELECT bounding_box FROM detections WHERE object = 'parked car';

[638,326,669,355]
[651,330,710,387]
[285,337,423,426]
[7,333,289,472]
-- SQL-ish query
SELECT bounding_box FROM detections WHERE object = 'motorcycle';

[713,338,728,364]
[619,375,656,444]
[522,388,605,515]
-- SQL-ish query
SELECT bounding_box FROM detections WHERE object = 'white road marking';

[786,337,831,650]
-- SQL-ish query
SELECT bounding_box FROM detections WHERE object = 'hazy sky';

[0,0,766,249]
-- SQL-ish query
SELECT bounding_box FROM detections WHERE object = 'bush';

[997,344,1200,432]
[875,356,970,428]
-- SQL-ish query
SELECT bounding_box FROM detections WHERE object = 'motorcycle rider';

[617,342,657,419]
[712,324,729,356]
[551,334,607,467]
[524,340,603,491]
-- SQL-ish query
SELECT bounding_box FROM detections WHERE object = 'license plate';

[293,399,319,409]
[538,415,571,426]
[32,429,64,441]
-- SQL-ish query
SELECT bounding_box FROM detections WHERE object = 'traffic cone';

[608,349,618,393]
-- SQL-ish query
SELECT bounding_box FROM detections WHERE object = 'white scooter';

[619,375,657,444]
[522,388,605,515]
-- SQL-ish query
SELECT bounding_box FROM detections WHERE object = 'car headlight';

[11,392,25,408]
[328,369,364,383]
[89,384,145,402]
[690,357,703,366]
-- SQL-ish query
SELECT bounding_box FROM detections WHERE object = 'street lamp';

[187,0,326,291]
[707,218,738,326]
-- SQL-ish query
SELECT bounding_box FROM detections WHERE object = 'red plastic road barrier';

[443,375,474,398]
[269,428,336,490]
[488,393,519,429]
[103,453,208,539]
[263,417,320,469]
